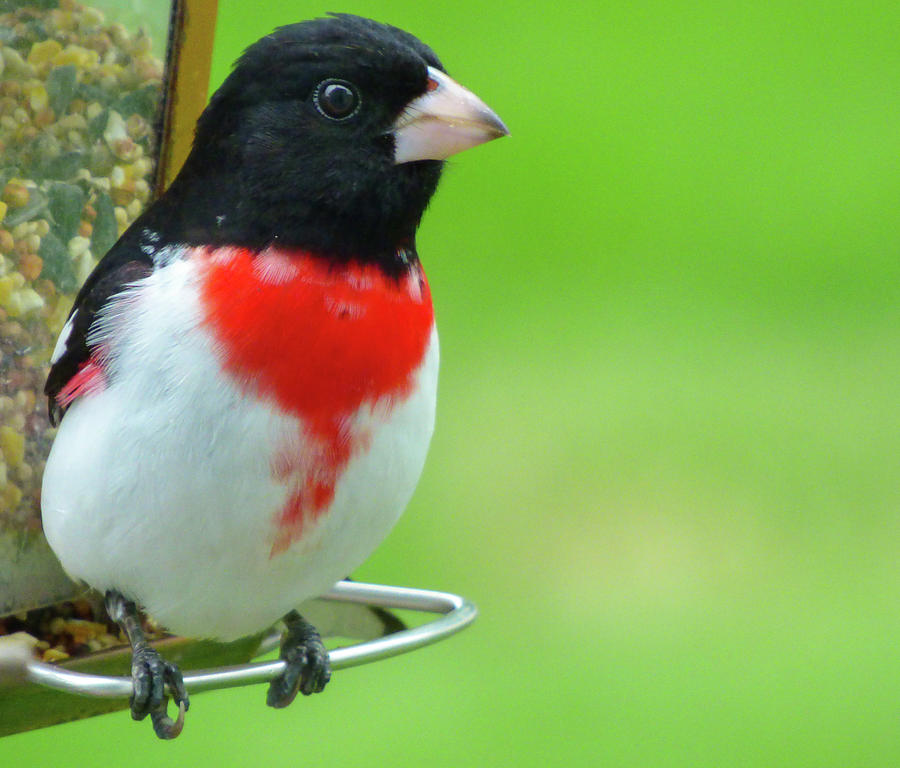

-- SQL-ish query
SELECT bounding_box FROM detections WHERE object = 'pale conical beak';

[391,66,509,164]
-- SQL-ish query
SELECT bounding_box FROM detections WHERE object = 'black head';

[141,14,507,269]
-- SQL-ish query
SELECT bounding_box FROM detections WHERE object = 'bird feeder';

[0,581,476,736]
[0,0,476,736]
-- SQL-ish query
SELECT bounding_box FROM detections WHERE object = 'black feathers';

[138,14,445,262]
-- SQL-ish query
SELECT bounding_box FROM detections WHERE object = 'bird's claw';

[150,698,186,740]
[130,644,189,739]
[267,614,331,708]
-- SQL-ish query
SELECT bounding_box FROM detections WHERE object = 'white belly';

[41,259,438,640]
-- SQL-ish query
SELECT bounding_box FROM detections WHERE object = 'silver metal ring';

[18,581,477,699]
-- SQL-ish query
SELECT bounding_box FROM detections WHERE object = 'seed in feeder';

[125,114,149,140]
[11,223,31,240]
[2,48,27,76]
[34,278,56,300]
[110,188,132,206]
[24,233,41,253]
[1,482,22,511]
[81,7,105,28]
[25,83,49,113]
[85,101,103,120]
[0,429,24,468]
[55,113,87,132]
[42,647,70,662]
[88,145,113,176]
[34,108,55,128]
[108,23,128,46]
[27,40,63,67]
[3,182,30,208]
[74,249,94,283]
[8,273,24,291]
[112,137,138,162]
[126,198,142,219]
[133,157,152,178]
[14,240,30,259]
[109,164,126,188]
[5,287,45,317]
[19,253,43,282]
[17,462,34,484]
[87,33,113,57]
[132,56,162,82]
[67,235,90,258]
[54,45,99,70]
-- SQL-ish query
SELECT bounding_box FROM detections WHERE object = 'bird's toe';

[267,614,331,708]
[129,645,189,738]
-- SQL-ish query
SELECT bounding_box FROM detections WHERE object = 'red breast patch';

[196,246,434,554]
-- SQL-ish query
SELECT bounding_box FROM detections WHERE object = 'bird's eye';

[313,79,361,121]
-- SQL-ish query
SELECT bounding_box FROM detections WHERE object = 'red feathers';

[56,356,106,408]
[198,246,434,551]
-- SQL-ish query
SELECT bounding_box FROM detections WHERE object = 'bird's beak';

[392,66,509,164]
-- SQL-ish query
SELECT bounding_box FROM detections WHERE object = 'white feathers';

[253,247,301,285]
[41,256,439,640]
[49,310,77,365]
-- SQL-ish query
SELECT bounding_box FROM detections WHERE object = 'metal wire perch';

[0,581,476,710]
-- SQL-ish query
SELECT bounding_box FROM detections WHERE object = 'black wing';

[45,231,154,425]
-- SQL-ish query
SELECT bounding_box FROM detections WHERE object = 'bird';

[39,13,507,739]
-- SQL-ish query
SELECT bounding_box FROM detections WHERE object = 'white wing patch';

[50,309,78,365]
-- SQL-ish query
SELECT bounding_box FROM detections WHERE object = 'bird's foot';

[267,611,331,708]
[130,643,189,739]
[105,590,189,739]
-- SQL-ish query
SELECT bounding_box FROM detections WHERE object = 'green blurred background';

[5,0,900,765]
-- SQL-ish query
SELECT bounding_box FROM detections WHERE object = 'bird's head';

[171,14,507,263]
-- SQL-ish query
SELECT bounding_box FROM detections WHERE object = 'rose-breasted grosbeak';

[40,14,506,738]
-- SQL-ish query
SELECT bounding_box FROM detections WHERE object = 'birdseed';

[0,596,166,661]
[0,0,165,556]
